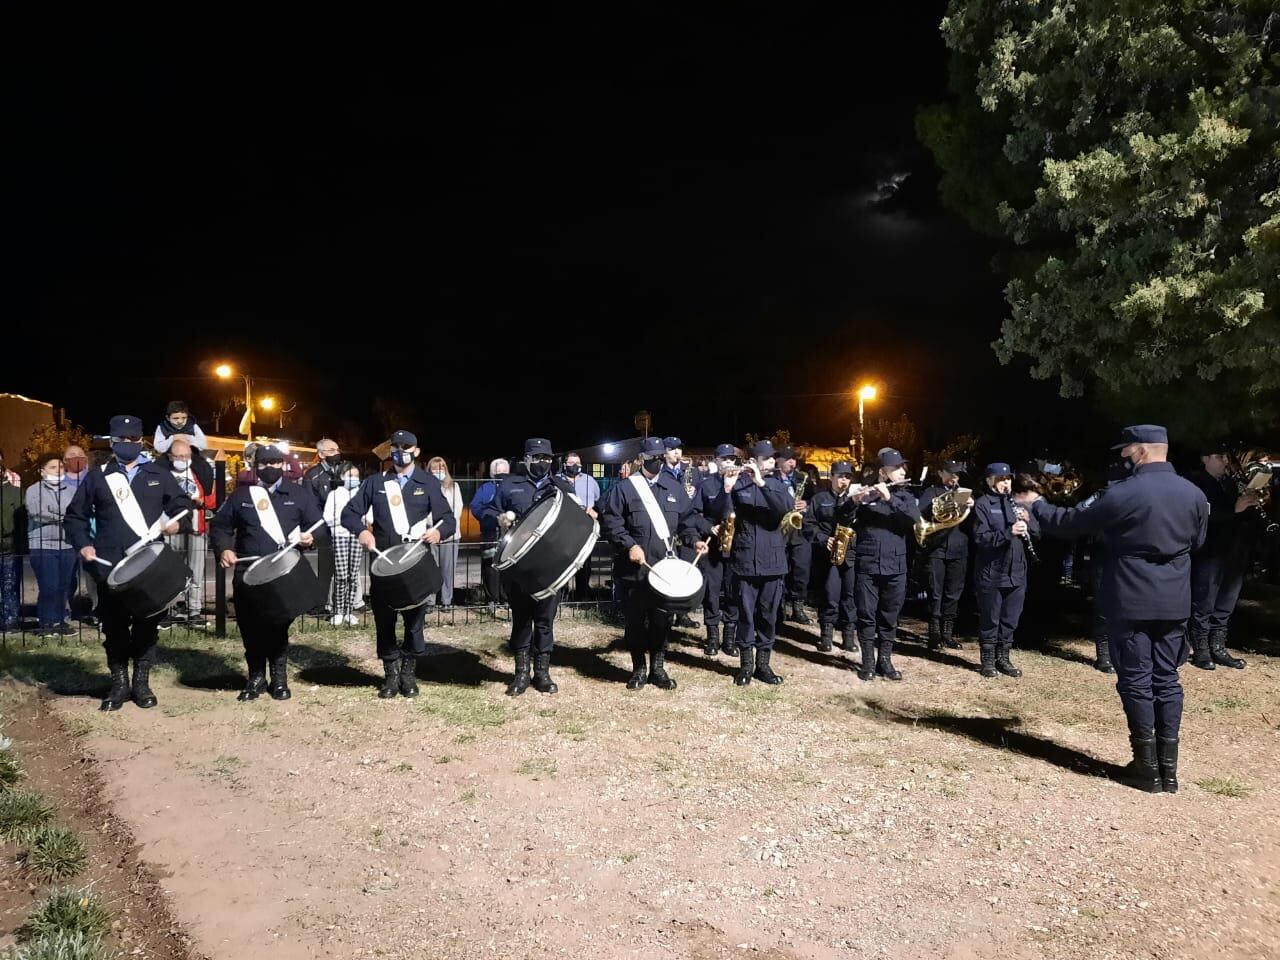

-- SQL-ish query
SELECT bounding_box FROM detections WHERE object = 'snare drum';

[645,556,704,612]
[104,542,190,618]
[370,542,443,611]
[239,549,321,623]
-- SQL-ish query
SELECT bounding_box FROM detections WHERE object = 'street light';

[852,383,878,469]
[259,396,276,411]
[213,363,255,437]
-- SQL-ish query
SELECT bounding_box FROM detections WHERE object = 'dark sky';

[5,4,1094,465]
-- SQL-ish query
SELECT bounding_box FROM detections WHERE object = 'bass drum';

[370,542,443,611]
[239,549,321,623]
[104,543,190,618]
[494,490,598,600]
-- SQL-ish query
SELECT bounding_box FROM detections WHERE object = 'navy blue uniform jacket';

[340,468,457,550]
[64,461,196,571]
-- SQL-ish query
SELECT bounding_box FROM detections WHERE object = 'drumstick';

[92,557,114,567]
[270,518,328,563]
[639,559,674,588]
[401,520,446,560]
[125,509,192,557]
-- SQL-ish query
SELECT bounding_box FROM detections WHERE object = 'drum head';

[497,495,558,565]
[648,557,703,599]
[244,548,302,586]
[371,542,431,578]
[106,542,166,588]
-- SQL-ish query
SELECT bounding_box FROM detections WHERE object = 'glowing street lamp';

[259,396,276,412]
[213,363,255,437]
[853,383,878,468]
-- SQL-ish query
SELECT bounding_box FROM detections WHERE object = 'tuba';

[913,486,973,547]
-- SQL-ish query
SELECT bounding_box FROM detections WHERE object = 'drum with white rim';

[370,542,443,611]
[239,548,321,623]
[645,556,704,612]
[494,489,598,600]
[104,542,190,618]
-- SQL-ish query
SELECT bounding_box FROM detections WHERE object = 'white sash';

[383,476,427,542]
[247,484,295,548]
[104,471,151,540]
[628,474,673,553]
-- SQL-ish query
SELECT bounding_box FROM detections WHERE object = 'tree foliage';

[920,1,1280,431]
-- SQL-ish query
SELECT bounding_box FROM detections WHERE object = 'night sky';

[6,4,1097,467]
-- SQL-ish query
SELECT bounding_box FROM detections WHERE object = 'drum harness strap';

[104,471,187,556]
[247,484,298,550]
[383,476,428,543]
[628,475,676,559]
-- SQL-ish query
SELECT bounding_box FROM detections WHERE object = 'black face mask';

[112,441,143,464]
[258,466,284,485]
[324,454,344,467]
[563,464,581,476]
[528,461,550,480]
[643,457,664,476]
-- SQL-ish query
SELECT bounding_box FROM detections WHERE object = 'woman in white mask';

[324,465,367,626]
[25,454,77,637]
[425,457,463,610]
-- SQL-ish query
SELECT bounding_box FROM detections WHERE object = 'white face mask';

[171,459,190,473]
[44,470,63,483]
[432,470,447,481]
[344,477,360,490]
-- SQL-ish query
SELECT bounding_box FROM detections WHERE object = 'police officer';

[1187,441,1255,670]
[341,430,456,699]
[804,460,863,653]
[64,415,195,712]
[661,436,699,629]
[852,448,921,682]
[775,448,813,626]
[727,440,792,685]
[691,443,742,658]
[211,445,322,701]
[917,460,970,650]
[1016,425,1208,794]
[483,438,581,696]
[972,463,1039,679]
[599,436,708,690]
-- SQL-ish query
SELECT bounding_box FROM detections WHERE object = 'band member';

[341,430,455,699]
[804,460,862,652]
[691,443,741,658]
[483,438,581,696]
[1188,441,1255,670]
[211,445,322,701]
[727,440,793,685]
[852,448,921,681]
[1017,425,1208,794]
[64,416,195,712]
[661,436,699,629]
[972,463,1039,679]
[917,460,969,650]
[599,436,708,690]
[775,447,813,625]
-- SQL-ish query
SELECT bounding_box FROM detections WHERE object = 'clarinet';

[1014,505,1040,565]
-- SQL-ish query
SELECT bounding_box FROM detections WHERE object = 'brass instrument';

[830,523,854,565]
[779,471,808,532]
[912,486,973,547]
[1042,475,1081,498]
[1231,450,1278,533]
[719,513,737,554]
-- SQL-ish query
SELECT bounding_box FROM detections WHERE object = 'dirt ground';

[2,582,1278,960]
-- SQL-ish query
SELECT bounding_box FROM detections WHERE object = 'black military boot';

[817,623,834,653]
[101,661,131,712]
[1189,629,1215,670]
[131,661,158,709]
[238,656,267,702]
[734,646,755,686]
[1120,735,1162,793]
[506,648,532,697]
[721,624,739,658]
[979,643,998,678]
[675,611,698,629]
[533,652,559,694]
[927,617,943,651]
[378,657,401,699]
[788,601,813,625]
[1157,738,1179,794]
[875,640,902,681]
[840,624,857,652]
[1209,629,1245,669]
[941,616,962,649]
[626,651,648,690]
[1094,638,1115,674]
[399,655,419,697]
[268,652,291,700]
[995,642,1022,678]
[649,643,677,690]
[703,623,721,657]
[753,647,784,685]
[856,640,876,682]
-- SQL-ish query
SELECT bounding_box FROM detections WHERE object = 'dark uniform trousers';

[737,575,784,650]
[1190,548,1247,636]
[813,554,856,628]
[784,535,811,605]
[236,603,291,673]
[480,550,506,604]
[373,599,428,662]
[619,579,672,655]
[508,590,558,655]
[977,583,1025,646]
[926,555,966,621]
[96,578,162,667]
[855,568,906,644]
[1111,619,1185,741]
[700,551,739,628]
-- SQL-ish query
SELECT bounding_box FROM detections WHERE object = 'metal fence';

[0,468,620,646]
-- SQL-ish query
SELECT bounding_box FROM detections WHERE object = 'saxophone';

[830,523,854,565]
[779,471,808,532]
[719,513,736,554]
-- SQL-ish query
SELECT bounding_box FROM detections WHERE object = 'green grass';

[515,758,557,780]
[1195,776,1253,798]
[0,750,23,788]
[1201,695,1251,714]
[419,687,508,729]
[4,930,117,960]
[22,825,88,881]
[20,888,112,942]
[457,788,477,804]
[0,788,55,840]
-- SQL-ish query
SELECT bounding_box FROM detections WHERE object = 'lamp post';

[852,384,877,469]
[215,364,255,437]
